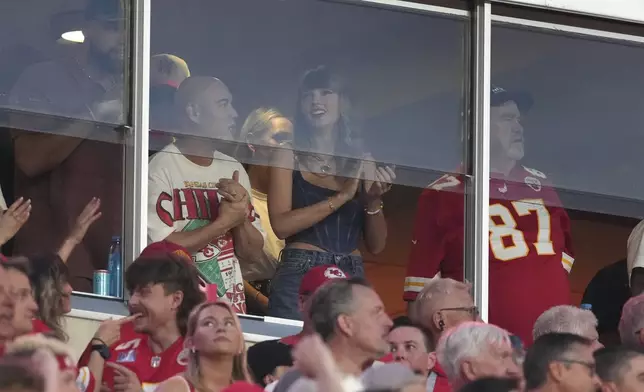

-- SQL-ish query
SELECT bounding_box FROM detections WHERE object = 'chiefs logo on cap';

[324,267,347,279]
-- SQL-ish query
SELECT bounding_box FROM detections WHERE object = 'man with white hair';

[436,322,521,391]
[619,293,644,347]
[533,305,602,350]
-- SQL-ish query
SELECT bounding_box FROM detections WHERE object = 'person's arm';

[86,351,107,392]
[83,315,140,392]
[0,198,31,246]
[268,149,359,240]
[231,217,264,263]
[228,170,265,264]
[57,198,102,263]
[290,335,344,392]
[361,164,395,254]
[148,170,246,253]
[362,197,387,254]
[244,280,269,312]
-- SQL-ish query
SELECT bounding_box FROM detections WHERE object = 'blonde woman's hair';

[184,302,251,391]
[240,107,286,145]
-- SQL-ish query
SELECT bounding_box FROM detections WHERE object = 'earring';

[438,319,445,331]
[190,347,196,354]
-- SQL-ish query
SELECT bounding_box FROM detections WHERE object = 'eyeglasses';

[557,359,596,375]
[440,306,479,319]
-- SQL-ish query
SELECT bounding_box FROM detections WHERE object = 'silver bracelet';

[365,201,384,215]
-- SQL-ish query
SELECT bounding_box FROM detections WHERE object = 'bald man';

[147,76,265,313]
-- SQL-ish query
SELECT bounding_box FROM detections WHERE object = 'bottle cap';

[112,235,121,242]
[580,303,592,311]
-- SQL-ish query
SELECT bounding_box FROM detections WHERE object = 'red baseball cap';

[140,241,214,297]
[299,265,348,296]
[140,240,192,261]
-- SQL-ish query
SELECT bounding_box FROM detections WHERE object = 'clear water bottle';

[580,303,592,311]
[107,236,122,298]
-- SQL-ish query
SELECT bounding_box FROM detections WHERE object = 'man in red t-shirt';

[78,252,204,392]
[404,86,574,345]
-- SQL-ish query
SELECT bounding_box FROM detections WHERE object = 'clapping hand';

[362,158,395,200]
[68,198,102,245]
[0,197,31,245]
[292,334,338,380]
[216,170,248,204]
[217,170,249,228]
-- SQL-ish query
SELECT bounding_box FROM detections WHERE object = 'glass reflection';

[0,0,128,294]
[148,76,265,314]
[150,0,469,317]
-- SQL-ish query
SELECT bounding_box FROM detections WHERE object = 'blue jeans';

[267,248,364,320]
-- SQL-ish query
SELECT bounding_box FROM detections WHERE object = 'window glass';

[149,0,470,317]
[0,0,129,298]
[489,20,644,345]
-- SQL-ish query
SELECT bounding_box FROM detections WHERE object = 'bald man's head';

[175,76,238,139]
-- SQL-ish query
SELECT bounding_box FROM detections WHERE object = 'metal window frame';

[122,0,151,301]
[341,0,469,16]
[492,0,644,25]
[467,0,491,321]
[492,13,644,44]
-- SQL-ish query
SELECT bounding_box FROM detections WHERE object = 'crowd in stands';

[3,243,644,392]
[2,1,644,392]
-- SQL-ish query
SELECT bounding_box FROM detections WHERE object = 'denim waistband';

[280,248,362,270]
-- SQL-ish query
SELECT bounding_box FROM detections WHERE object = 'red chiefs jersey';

[404,165,574,345]
[31,319,51,334]
[78,322,188,392]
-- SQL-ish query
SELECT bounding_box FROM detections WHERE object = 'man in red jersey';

[404,86,574,346]
[78,253,204,392]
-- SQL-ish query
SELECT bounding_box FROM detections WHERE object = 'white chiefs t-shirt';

[148,143,263,313]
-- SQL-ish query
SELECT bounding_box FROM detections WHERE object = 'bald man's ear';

[185,102,200,124]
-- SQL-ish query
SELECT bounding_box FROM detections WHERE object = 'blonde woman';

[155,301,262,392]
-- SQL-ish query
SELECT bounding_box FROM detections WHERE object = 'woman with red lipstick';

[156,301,259,392]
[267,65,395,319]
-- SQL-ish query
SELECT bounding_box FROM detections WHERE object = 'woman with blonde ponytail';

[155,301,262,392]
